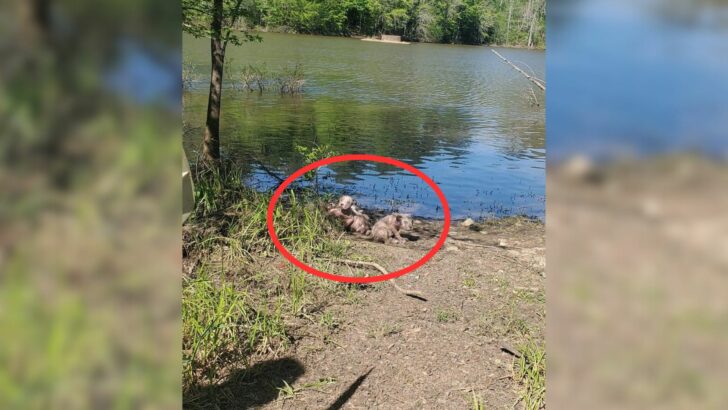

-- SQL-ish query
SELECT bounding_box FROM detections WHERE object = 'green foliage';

[187,158,345,259]
[182,271,250,385]
[182,0,262,45]
[182,159,355,390]
[294,142,338,186]
[228,0,544,46]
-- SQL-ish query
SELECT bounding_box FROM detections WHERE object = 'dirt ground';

[201,216,544,409]
[548,155,728,409]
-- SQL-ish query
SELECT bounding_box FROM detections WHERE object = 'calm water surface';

[549,0,728,160]
[183,32,545,219]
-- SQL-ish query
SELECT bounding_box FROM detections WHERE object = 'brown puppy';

[348,214,371,235]
[337,195,369,219]
[371,213,412,244]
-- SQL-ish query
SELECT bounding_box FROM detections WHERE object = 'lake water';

[183,32,545,219]
[549,0,728,160]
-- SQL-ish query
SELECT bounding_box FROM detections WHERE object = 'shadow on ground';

[325,367,374,410]
[184,357,305,409]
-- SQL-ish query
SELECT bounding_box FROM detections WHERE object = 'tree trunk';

[203,0,225,163]
[506,0,513,45]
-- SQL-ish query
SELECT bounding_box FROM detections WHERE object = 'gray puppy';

[370,213,412,244]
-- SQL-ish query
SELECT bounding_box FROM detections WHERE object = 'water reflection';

[549,0,728,160]
[184,32,545,218]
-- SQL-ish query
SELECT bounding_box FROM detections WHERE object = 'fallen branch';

[247,154,287,186]
[500,345,522,358]
[491,49,545,91]
[330,259,426,300]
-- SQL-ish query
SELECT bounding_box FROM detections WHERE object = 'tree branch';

[223,0,246,47]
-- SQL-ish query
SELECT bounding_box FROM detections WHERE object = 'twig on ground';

[500,345,522,358]
[327,259,427,300]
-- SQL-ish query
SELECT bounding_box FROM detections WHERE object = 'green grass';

[277,377,337,400]
[186,160,345,261]
[288,271,308,315]
[436,309,459,323]
[471,393,486,410]
[183,160,354,391]
[514,339,546,410]
[319,310,338,330]
[183,271,244,387]
[182,268,287,389]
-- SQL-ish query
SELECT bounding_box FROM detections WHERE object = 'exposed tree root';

[330,259,427,301]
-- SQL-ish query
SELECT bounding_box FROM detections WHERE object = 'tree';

[182,0,260,162]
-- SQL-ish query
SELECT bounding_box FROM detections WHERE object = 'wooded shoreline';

[247,27,546,50]
[184,0,546,48]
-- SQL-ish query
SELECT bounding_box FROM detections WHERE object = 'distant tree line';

[232,0,545,47]
[182,0,545,162]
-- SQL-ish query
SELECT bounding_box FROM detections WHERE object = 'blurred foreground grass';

[548,154,728,409]
[0,1,181,408]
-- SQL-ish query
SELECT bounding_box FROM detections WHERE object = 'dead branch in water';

[329,259,426,300]
[529,86,540,106]
[245,154,287,187]
[491,49,545,91]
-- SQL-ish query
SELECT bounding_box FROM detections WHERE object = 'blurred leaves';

[182,0,262,45]
[0,1,181,408]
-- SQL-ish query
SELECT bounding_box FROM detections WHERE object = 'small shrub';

[240,63,267,91]
[276,63,305,94]
[294,143,338,192]
[182,60,196,90]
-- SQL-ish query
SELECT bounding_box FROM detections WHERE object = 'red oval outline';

[267,154,451,283]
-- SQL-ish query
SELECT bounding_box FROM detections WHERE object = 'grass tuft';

[436,309,459,323]
[182,159,352,391]
[182,268,289,390]
[514,339,546,410]
[182,269,250,387]
[471,393,486,410]
[186,159,345,261]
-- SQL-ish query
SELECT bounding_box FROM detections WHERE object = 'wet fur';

[328,195,371,234]
[328,196,414,242]
[371,213,412,244]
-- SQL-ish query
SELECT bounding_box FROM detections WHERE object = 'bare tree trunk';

[527,0,541,48]
[506,0,513,45]
[527,16,534,48]
[203,0,225,163]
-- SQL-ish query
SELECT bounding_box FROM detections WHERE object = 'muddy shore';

[184,215,544,409]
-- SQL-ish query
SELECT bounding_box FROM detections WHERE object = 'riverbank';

[242,28,545,50]
[182,170,544,409]
[361,36,411,45]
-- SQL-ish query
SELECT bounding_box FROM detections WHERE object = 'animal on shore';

[327,195,371,234]
[335,195,369,218]
[370,213,412,244]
